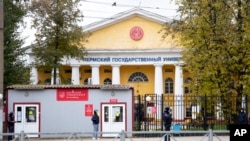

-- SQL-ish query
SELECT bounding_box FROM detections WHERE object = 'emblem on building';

[130,26,144,41]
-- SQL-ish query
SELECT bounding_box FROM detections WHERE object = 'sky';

[20,0,179,47]
[79,0,179,25]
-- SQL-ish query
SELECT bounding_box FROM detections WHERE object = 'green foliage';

[29,0,88,84]
[167,0,250,124]
[4,0,30,90]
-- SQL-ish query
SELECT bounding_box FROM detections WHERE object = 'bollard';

[208,129,213,141]
[19,131,25,141]
[120,130,125,141]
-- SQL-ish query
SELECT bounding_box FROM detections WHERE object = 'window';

[164,78,174,94]
[186,108,191,117]
[44,78,51,85]
[184,78,192,94]
[104,78,112,85]
[83,78,92,85]
[128,72,148,82]
[26,107,36,122]
[113,106,123,122]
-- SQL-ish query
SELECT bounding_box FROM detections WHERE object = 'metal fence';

[134,94,248,131]
[0,130,230,141]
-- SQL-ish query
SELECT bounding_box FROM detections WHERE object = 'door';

[102,104,126,137]
[14,104,39,138]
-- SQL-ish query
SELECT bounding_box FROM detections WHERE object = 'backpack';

[92,115,99,124]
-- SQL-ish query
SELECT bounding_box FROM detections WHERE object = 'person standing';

[91,110,99,140]
[8,112,15,141]
[238,108,247,124]
[163,107,172,141]
[115,111,120,122]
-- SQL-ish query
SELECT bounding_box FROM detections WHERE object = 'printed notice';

[85,104,93,116]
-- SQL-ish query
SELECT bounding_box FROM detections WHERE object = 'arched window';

[104,78,112,85]
[184,77,192,94]
[44,78,51,85]
[164,78,174,94]
[128,72,148,82]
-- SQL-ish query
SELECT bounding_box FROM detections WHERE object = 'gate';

[134,94,248,131]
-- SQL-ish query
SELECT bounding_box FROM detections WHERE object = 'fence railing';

[0,130,230,141]
[134,94,248,131]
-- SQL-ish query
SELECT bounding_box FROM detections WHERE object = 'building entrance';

[101,104,126,137]
[14,103,39,137]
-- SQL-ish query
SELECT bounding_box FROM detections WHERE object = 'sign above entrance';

[130,26,144,41]
[57,89,88,101]
[109,99,118,103]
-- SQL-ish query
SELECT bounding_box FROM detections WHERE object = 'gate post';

[208,129,213,141]
[120,130,125,141]
[19,131,25,141]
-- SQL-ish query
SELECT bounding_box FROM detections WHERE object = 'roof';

[83,7,172,32]
[7,84,133,90]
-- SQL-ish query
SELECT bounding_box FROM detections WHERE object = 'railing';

[0,130,230,141]
[134,94,248,131]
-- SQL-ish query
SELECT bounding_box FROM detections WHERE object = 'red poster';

[85,104,93,116]
[57,89,88,101]
[152,106,157,114]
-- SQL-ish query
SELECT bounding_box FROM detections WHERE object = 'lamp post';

[144,96,151,131]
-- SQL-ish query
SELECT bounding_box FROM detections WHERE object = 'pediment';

[83,7,172,32]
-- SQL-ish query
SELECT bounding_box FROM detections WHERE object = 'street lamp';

[144,95,152,130]
[146,96,151,102]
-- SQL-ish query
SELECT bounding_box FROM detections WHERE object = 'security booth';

[6,85,134,138]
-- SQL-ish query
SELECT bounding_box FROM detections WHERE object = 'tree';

[4,0,30,91]
[30,0,87,84]
[167,0,250,124]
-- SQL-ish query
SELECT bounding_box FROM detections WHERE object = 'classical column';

[91,65,100,85]
[154,64,163,95]
[71,65,80,85]
[174,63,184,121]
[154,64,163,119]
[112,65,120,84]
[51,68,60,84]
[30,67,38,85]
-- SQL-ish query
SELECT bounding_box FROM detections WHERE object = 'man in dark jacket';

[8,112,15,141]
[91,110,99,140]
[163,106,172,141]
[238,108,247,124]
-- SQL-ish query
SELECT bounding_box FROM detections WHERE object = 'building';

[21,7,250,132]
[29,7,188,98]
[6,85,134,138]
[27,8,191,121]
